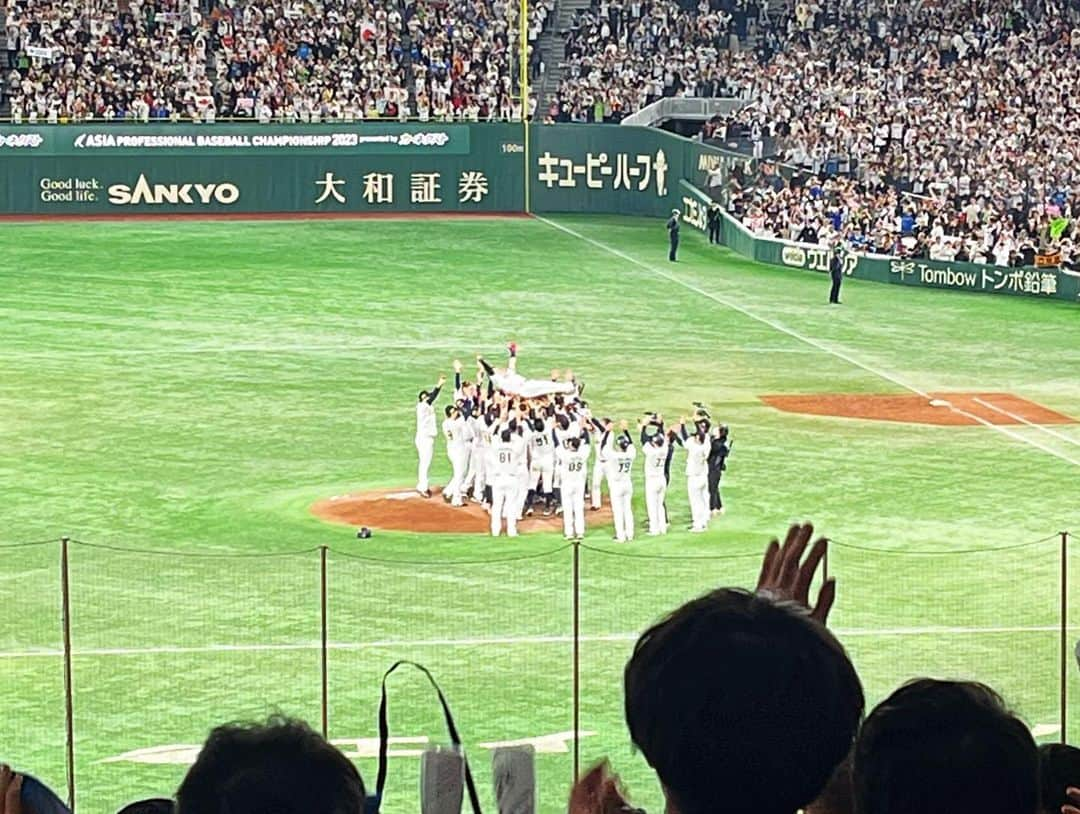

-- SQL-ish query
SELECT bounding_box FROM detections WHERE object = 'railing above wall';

[620,97,748,128]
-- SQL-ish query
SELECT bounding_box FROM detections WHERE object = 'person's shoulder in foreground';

[176,715,366,814]
[1040,743,1080,814]
[0,765,71,814]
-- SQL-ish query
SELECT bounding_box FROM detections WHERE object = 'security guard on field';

[667,209,680,261]
[829,244,844,304]
[707,203,721,244]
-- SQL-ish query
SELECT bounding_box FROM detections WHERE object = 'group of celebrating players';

[414,344,732,541]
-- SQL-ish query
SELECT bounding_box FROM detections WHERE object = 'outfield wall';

[688,200,1080,304]
[0,122,724,217]
[2,121,1075,302]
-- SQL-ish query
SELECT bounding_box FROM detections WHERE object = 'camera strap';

[366,660,482,814]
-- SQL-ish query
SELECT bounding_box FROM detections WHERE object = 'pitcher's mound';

[312,487,614,534]
[761,392,1077,426]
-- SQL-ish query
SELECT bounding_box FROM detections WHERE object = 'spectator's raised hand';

[755,522,835,624]
[567,761,640,814]
[1063,786,1080,814]
[0,765,23,814]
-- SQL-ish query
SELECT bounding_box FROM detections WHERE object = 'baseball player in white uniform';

[604,420,637,542]
[590,420,609,510]
[414,375,446,497]
[527,416,557,515]
[640,419,670,536]
[463,407,487,503]
[511,418,534,521]
[556,434,590,540]
[489,426,527,537]
[478,410,500,509]
[441,404,471,506]
[681,418,712,533]
[478,344,578,399]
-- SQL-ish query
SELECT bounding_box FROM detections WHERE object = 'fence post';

[1061,531,1068,744]
[60,537,75,810]
[320,545,329,740]
[572,538,581,783]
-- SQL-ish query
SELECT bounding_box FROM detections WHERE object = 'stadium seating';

[2,0,553,122]
[5,0,1077,258]
[706,0,1080,263]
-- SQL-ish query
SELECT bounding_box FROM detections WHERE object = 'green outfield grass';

[2,214,1079,814]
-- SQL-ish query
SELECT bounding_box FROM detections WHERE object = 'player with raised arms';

[415,373,446,497]
[556,432,591,541]
[640,414,671,536]
[603,419,637,543]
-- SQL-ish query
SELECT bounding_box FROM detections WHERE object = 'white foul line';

[0,625,1075,660]
[973,397,1080,448]
[535,217,1080,469]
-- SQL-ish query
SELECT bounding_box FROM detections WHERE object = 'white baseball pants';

[445,444,469,506]
[531,457,555,494]
[491,480,520,537]
[645,477,668,535]
[591,459,605,509]
[562,482,586,538]
[415,435,435,493]
[610,480,634,542]
[687,474,710,531]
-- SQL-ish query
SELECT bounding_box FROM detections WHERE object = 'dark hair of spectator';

[175,715,365,814]
[854,679,1039,814]
[623,587,864,814]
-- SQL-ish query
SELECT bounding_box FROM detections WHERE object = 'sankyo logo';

[781,246,807,267]
[108,174,240,205]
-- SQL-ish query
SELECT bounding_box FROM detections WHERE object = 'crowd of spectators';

[3,0,552,123]
[3,523,1080,814]
[549,0,1080,262]
[709,0,1080,262]
[725,169,1080,268]
[3,0,1080,258]
[547,0,755,123]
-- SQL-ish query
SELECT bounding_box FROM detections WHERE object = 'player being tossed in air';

[477,343,580,400]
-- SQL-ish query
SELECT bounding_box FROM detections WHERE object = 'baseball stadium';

[2,1,1080,813]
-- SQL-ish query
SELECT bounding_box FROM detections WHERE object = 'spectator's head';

[623,587,864,814]
[175,716,365,814]
[1039,743,1080,814]
[854,679,1039,814]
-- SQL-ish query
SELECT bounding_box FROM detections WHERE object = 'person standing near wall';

[667,209,681,261]
[829,245,844,304]
[707,203,722,244]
